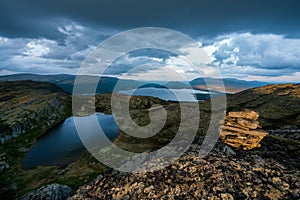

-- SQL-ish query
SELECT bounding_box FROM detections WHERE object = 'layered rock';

[17,183,72,200]
[220,110,268,150]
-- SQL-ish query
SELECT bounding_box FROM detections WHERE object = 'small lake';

[118,88,211,102]
[22,113,119,169]
[22,88,212,169]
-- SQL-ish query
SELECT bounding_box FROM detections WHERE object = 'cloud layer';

[1,0,300,39]
[205,33,300,81]
[0,22,299,82]
[0,22,113,74]
[0,1,299,82]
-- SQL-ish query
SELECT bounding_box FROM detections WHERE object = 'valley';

[0,79,299,199]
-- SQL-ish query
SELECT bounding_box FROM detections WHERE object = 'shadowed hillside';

[227,83,300,129]
[0,80,71,144]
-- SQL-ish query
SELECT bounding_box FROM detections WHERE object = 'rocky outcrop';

[0,81,71,144]
[220,110,268,150]
[73,93,166,116]
[71,142,299,199]
[17,183,72,200]
[267,125,300,140]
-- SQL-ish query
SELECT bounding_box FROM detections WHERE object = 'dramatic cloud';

[1,0,300,39]
[203,33,300,82]
[0,22,114,75]
[0,1,299,82]
[212,33,300,69]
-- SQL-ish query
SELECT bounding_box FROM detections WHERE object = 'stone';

[236,118,260,129]
[17,183,72,200]
[57,169,66,175]
[143,185,154,193]
[221,126,268,137]
[228,110,259,120]
[220,110,268,150]
[222,146,236,156]
[220,193,234,200]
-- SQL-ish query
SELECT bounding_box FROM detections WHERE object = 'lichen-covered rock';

[220,110,268,150]
[70,145,299,200]
[17,183,72,200]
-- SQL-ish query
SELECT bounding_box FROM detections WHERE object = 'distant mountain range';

[0,73,268,94]
[190,77,268,93]
[0,74,142,94]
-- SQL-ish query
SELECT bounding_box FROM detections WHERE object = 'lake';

[118,88,211,102]
[22,88,211,169]
[22,113,119,169]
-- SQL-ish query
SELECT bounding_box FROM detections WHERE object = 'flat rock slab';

[220,110,268,150]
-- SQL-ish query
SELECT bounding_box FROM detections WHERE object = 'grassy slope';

[0,81,106,199]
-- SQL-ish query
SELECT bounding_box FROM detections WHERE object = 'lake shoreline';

[22,113,119,169]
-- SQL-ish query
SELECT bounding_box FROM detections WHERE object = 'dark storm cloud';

[1,0,300,39]
[0,0,300,81]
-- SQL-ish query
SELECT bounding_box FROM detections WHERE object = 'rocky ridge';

[0,81,71,144]
[71,142,299,199]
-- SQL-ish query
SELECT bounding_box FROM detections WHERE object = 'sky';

[0,0,300,82]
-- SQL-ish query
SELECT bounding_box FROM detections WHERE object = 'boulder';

[220,110,268,150]
[17,183,72,200]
